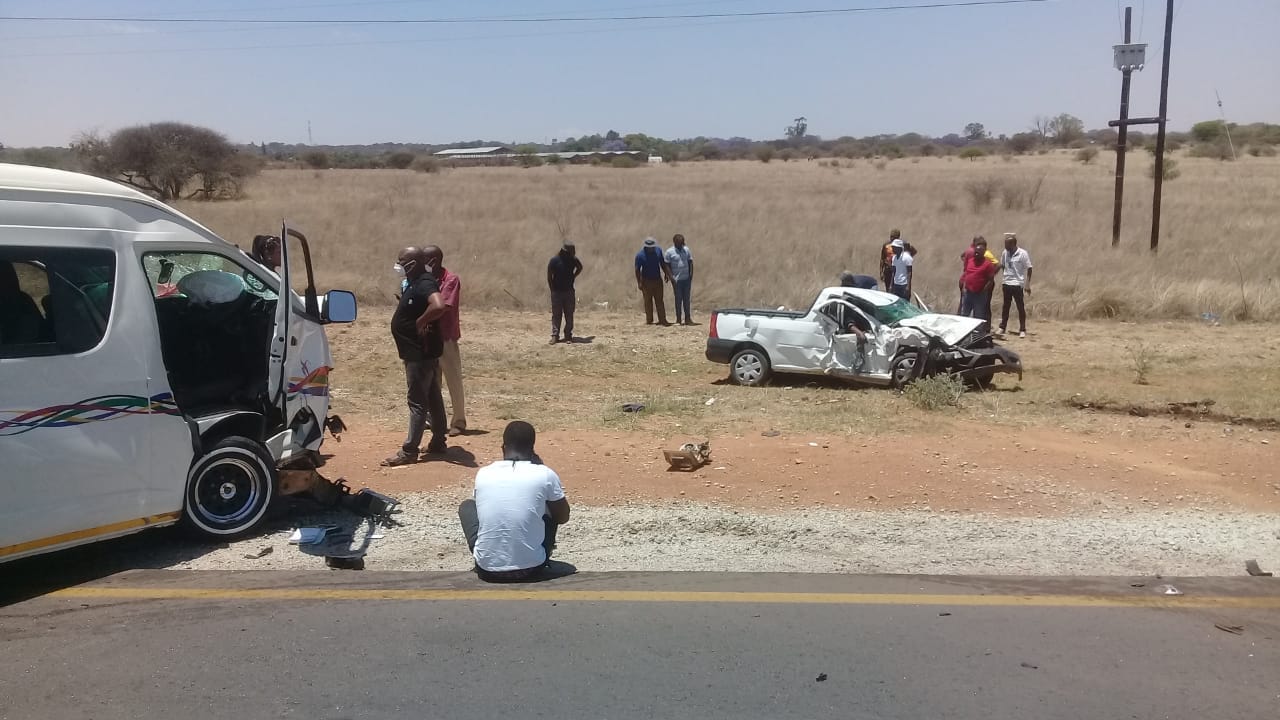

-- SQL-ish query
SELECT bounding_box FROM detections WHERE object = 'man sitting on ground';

[458,421,570,582]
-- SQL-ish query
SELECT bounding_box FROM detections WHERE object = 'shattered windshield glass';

[870,298,924,325]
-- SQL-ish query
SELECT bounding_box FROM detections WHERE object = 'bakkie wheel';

[730,348,771,386]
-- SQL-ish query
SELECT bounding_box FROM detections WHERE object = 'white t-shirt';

[472,460,566,572]
[664,245,693,281]
[892,251,914,286]
[1000,247,1033,286]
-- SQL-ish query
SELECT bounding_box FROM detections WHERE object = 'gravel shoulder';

[150,492,1280,577]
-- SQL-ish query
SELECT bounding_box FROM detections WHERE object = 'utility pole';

[1111,7,1134,248]
[307,120,314,146]
[1149,0,1174,253]
[1216,90,1237,161]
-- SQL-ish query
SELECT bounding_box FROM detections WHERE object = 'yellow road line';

[48,586,1280,609]
[0,512,181,559]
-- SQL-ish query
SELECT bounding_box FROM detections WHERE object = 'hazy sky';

[1,0,1277,147]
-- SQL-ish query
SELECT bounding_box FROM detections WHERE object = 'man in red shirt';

[959,236,998,324]
[425,246,466,436]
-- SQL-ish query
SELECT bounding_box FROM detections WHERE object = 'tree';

[785,117,808,141]
[958,147,986,161]
[963,122,987,141]
[1191,120,1225,143]
[1008,132,1038,154]
[604,130,621,142]
[1048,114,1085,146]
[73,122,256,201]
[1031,115,1052,142]
[756,146,775,163]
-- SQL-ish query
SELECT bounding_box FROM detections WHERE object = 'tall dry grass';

[176,152,1280,320]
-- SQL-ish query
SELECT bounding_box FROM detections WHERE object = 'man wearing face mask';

[383,247,450,466]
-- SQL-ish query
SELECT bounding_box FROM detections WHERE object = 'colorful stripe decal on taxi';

[288,366,331,398]
[0,393,180,437]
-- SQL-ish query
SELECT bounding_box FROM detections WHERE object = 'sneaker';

[1019,330,1027,339]
[380,451,418,467]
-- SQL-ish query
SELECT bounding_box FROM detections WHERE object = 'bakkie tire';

[730,348,771,386]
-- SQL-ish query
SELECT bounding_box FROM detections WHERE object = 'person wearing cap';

[889,237,913,300]
[547,241,583,344]
[635,236,672,326]
[664,233,695,325]
[998,232,1033,338]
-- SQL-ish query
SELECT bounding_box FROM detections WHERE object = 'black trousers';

[402,358,447,454]
[1000,285,1027,332]
[458,499,558,583]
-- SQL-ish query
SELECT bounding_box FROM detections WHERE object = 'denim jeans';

[673,277,692,322]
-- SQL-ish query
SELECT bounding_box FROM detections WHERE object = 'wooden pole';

[1111,6,1133,248]
[1150,0,1174,253]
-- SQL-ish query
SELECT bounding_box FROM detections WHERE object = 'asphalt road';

[1,569,1277,720]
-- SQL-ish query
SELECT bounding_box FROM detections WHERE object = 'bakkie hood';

[897,314,984,346]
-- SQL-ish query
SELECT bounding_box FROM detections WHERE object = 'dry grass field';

[178,151,1280,321]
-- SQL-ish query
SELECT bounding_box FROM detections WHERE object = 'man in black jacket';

[383,247,449,466]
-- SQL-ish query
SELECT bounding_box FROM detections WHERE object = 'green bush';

[1075,146,1099,165]
[519,153,544,168]
[1247,145,1277,157]
[904,374,966,410]
[1147,157,1181,181]
[756,146,774,163]
[610,156,639,169]
[301,151,329,169]
[959,147,986,161]
[1189,143,1234,161]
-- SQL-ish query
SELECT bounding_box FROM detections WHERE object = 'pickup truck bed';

[712,308,807,320]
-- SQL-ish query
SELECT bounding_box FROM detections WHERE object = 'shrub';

[301,151,329,169]
[873,159,888,171]
[610,156,639,169]
[959,147,986,161]
[755,146,774,163]
[386,152,415,169]
[779,148,797,162]
[519,153,545,168]
[1189,143,1234,161]
[964,176,1001,210]
[1126,343,1155,385]
[1247,145,1278,157]
[920,143,938,157]
[411,156,441,174]
[1008,133,1038,154]
[1148,157,1181,181]
[1075,146,1099,165]
[904,374,966,410]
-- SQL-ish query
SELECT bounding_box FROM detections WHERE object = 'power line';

[0,0,1055,26]
[1,0,758,41]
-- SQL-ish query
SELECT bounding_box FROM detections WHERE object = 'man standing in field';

[458,421,571,583]
[635,236,672,326]
[998,232,1033,338]
[889,238,913,300]
[547,241,582,344]
[664,233,695,325]
[383,247,449,466]
[425,246,466,436]
[959,236,998,324]
[879,229,902,291]
[959,236,1000,316]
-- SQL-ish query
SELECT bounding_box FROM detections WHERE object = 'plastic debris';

[1244,559,1273,577]
[815,673,828,682]
[1157,584,1183,596]
[621,403,645,413]
[289,526,337,545]
[242,546,273,560]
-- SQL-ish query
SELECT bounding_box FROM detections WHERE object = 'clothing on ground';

[548,254,582,292]
[635,247,666,280]
[470,460,566,573]
[437,268,461,342]
[664,245,692,281]
[391,274,443,361]
[1000,247,1033,286]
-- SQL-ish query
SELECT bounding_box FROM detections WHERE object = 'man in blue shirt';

[634,237,672,326]
[664,233,695,325]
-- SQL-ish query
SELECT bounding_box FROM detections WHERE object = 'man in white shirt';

[664,233,695,325]
[889,238,914,300]
[458,421,571,582]
[997,233,1033,338]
